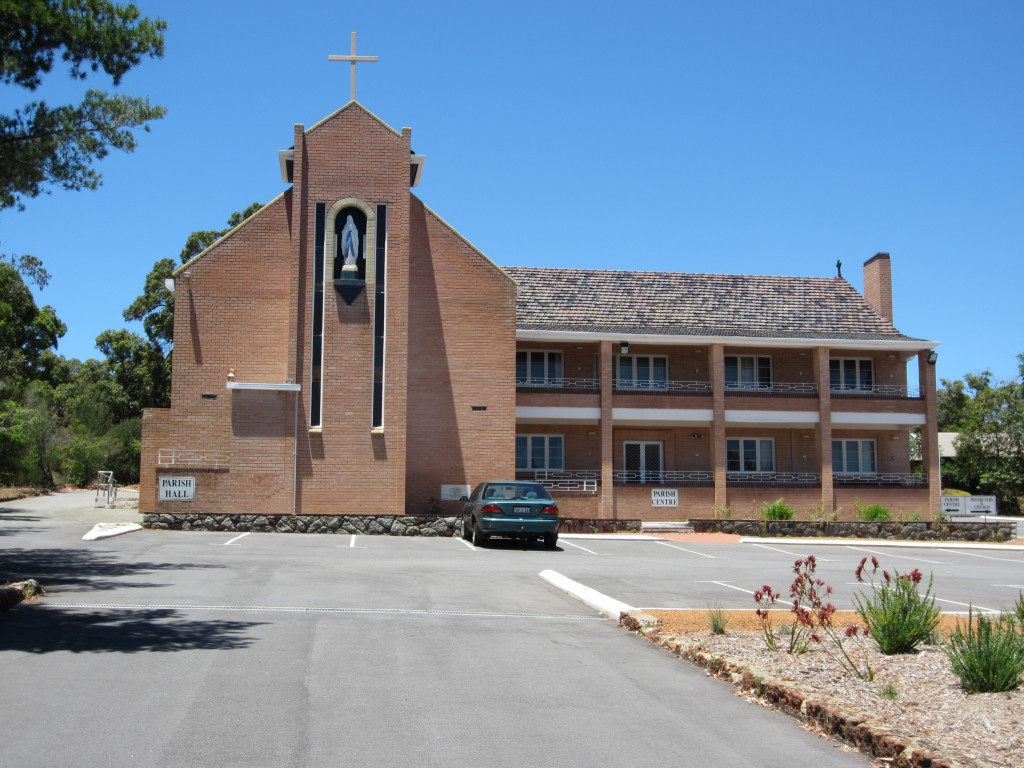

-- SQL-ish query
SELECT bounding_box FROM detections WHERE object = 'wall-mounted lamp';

[227,368,235,382]
[619,341,629,355]
[801,434,811,440]
[890,434,900,441]
[926,350,938,365]
[690,433,703,440]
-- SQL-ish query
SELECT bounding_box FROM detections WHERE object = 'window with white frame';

[830,358,874,393]
[623,441,663,483]
[832,439,877,474]
[725,355,772,390]
[726,438,775,472]
[516,351,563,386]
[516,434,564,471]
[615,355,668,389]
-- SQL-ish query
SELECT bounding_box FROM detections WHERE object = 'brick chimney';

[863,252,893,324]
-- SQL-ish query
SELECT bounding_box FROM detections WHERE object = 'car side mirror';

[459,496,469,502]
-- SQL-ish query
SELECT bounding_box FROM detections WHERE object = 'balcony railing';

[726,471,821,485]
[516,377,599,391]
[830,384,922,399]
[614,379,712,394]
[519,470,598,492]
[834,472,928,487]
[614,470,714,486]
[725,382,818,396]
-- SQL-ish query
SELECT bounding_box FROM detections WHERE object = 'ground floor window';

[832,439,877,473]
[726,438,775,472]
[624,441,663,483]
[516,434,564,471]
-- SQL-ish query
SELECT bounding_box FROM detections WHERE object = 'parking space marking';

[340,534,367,549]
[695,580,755,596]
[846,583,1001,614]
[223,533,250,546]
[995,584,1024,590]
[455,537,478,551]
[749,543,834,561]
[845,546,948,565]
[656,542,716,559]
[937,549,1024,563]
[560,540,609,556]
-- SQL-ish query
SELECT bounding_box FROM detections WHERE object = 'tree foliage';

[939,355,1024,514]
[0,0,166,211]
[0,261,66,395]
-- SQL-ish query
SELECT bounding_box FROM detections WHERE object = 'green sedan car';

[461,481,559,548]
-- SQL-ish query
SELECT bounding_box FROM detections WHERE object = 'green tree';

[0,261,66,396]
[944,356,1024,514]
[0,0,166,211]
[95,328,169,412]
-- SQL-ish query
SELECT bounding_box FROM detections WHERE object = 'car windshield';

[482,483,552,502]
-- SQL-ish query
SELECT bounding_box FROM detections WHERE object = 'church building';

[140,48,941,526]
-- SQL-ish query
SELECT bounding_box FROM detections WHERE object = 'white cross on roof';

[328,32,378,103]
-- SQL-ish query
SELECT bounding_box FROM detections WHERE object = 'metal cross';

[328,32,378,102]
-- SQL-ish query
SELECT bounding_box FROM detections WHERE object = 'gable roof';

[505,267,927,344]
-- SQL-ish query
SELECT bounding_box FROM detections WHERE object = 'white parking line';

[455,537,478,551]
[695,580,755,595]
[749,543,834,561]
[560,540,609,556]
[845,546,948,565]
[937,549,1024,563]
[223,532,250,546]
[845,582,1001,614]
[995,584,1024,590]
[656,541,716,559]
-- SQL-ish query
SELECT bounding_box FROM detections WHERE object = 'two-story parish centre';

[140,87,941,524]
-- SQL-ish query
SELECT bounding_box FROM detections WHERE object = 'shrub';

[853,557,941,654]
[945,608,1024,693]
[761,499,795,521]
[857,503,891,522]
[706,603,728,635]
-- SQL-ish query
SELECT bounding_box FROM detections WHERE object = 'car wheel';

[543,531,558,548]
[462,520,471,540]
[471,521,489,547]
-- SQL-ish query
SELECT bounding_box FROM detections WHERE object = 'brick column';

[918,351,941,516]
[598,340,615,519]
[815,346,834,513]
[711,344,727,509]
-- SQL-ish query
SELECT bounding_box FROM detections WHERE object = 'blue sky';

[2,1,1022,386]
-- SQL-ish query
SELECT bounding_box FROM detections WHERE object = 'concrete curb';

[538,569,634,619]
[739,536,1024,551]
[560,533,662,541]
[83,522,143,541]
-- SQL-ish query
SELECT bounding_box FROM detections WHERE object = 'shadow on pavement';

[0,605,265,654]
[1,547,224,593]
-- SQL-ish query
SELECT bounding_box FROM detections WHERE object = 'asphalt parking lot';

[5,491,1022,768]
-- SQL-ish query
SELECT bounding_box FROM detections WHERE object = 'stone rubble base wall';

[689,518,1015,542]
[142,514,641,536]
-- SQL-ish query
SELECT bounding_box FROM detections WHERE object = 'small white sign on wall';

[441,484,471,501]
[158,476,195,501]
[941,496,966,515]
[652,488,678,507]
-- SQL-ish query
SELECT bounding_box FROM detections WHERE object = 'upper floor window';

[832,439,876,473]
[516,434,564,471]
[517,351,563,386]
[616,355,668,389]
[726,438,775,472]
[830,358,874,393]
[725,355,771,390]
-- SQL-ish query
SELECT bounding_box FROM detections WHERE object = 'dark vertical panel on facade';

[371,204,387,428]
[311,202,326,427]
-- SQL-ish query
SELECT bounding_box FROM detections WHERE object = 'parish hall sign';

[158,476,195,502]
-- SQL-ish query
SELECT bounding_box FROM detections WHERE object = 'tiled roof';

[504,267,922,342]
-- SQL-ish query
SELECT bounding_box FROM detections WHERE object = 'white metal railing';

[157,448,231,469]
[831,384,922,398]
[516,377,599,390]
[521,470,599,492]
[614,470,714,485]
[835,472,928,486]
[725,382,818,394]
[726,471,821,484]
[614,379,712,393]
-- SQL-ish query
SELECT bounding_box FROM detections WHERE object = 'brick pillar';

[815,346,834,513]
[598,340,615,519]
[918,351,941,516]
[711,344,727,509]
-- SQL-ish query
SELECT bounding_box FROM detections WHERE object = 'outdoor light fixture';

[926,350,938,365]
[620,341,629,355]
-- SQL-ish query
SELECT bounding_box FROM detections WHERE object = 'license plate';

[513,506,530,515]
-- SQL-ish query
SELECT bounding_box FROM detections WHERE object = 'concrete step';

[641,521,694,534]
